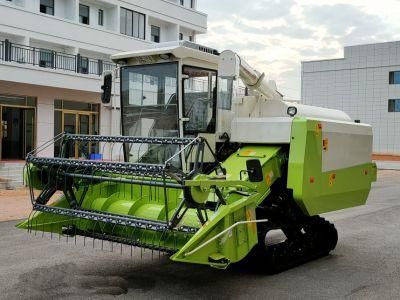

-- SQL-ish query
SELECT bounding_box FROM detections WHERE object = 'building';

[0,0,207,187]
[302,41,400,156]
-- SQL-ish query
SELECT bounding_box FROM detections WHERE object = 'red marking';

[332,174,336,180]
[310,176,315,183]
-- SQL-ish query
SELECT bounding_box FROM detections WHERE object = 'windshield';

[121,62,180,165]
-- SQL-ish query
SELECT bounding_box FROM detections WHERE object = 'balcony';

[0,40,116,76]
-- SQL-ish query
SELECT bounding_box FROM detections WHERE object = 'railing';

[1,39,117,76]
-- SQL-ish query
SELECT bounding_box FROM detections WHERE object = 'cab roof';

[111,41,220,64]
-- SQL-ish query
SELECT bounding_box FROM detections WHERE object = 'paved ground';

[0,189,32,221]
[0,170,400,299]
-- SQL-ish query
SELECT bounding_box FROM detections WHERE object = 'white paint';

[231,117,293,144]
[320,120,373,172]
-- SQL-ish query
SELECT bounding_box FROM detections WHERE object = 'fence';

[1,39,116,76]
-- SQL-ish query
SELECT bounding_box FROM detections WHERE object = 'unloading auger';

[18,41,377,272]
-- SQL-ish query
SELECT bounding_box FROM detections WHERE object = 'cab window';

[182,66,217,134]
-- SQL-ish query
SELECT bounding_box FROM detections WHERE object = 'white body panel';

[321,120,373,172]
[231,117,293,144]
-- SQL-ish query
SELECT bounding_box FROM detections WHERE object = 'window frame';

[98,9,104,26]
[388,99,400,112]
[79,4,90,25]
[389,71,400,85]
[120,7,146,40]
[181,65,218,135]
[40,0,54,16]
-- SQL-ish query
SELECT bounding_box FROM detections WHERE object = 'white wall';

[302,41,400,155]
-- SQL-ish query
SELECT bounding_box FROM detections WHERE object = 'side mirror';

[101,73,112,104]
[246,159,263,182]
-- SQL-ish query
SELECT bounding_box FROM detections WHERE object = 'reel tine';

[110,223,118,252]
[27,210,34,234]
[129,227,138,257]
[92,221,98,249]
[34,219,38,236]
[66,221,69,244]
[74,219,77,245]
[98,221,106,251]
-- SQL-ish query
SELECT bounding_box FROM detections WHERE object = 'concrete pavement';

[0,170,399,299]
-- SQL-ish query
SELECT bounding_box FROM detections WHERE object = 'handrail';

[0,39,116,76]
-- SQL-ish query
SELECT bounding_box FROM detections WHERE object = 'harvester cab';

[18,41,377,272]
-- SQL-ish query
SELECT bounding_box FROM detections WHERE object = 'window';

[190,0,195,8]
[151,25,160,43]
[389,71,400,84]
[218,78,233,110]
[179,33,183,40]
[182,66,217,134]
[180,0,184,5]
[79,4,90,25]
[98,9,104,26]
[189,35,194,42]
[388,99,400,112]
[120,7,145,40]
[121,63,180,166]
[40,0,54,15]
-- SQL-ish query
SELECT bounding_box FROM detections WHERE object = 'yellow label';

[329,173,336,187]
[246,209,257,234]
[265,170,274,186]
[316,123,322,136]
[241,149,257,156]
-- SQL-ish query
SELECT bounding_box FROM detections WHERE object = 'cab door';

[181,66,217,136]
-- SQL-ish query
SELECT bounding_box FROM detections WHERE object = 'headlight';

[287,106,298,117]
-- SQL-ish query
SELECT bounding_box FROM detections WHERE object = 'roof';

[111,41,220,64]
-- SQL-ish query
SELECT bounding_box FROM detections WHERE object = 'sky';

[197,0,400,100]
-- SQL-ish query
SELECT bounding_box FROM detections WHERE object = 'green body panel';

[18,145,285,268]
[171,146,285,267]
[287,117,377,216]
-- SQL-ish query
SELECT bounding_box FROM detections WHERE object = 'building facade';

[302,41,400,155]
[0,0,206,187]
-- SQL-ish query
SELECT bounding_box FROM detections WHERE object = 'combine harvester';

[18,42,377,272]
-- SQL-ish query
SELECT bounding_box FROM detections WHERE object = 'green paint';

[287,117,377,216]
[18,129,376,267]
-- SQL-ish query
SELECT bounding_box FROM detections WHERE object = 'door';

[78,114,90,158]
[23,108,35,156]
[1,106,36,160]
[62,112,93,158]
[182,66,217,135]
[63,113,77,158]
[1,107,23,159]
